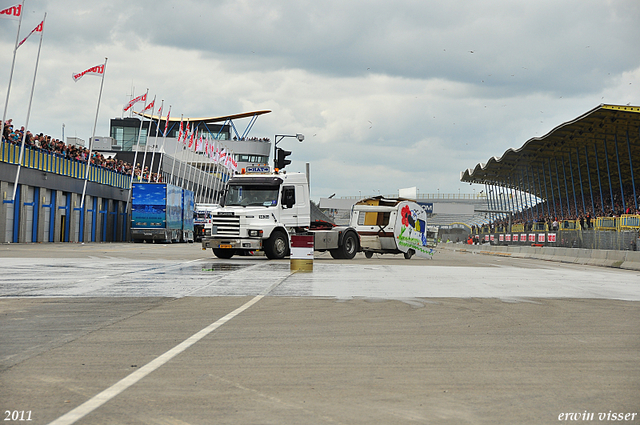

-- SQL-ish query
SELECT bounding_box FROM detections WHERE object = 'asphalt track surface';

[0,243,639,425]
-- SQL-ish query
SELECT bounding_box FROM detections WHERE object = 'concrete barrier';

[446,243,640,271]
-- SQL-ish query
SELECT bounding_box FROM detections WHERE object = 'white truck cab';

[201,171,359,260]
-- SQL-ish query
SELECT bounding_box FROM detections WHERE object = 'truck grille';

[211,216,240,236]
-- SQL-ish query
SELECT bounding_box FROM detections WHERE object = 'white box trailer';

[350,198,438,259]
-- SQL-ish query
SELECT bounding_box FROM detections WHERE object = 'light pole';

[273,133,304,169]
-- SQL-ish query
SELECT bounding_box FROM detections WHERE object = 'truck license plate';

[220,244,232,249]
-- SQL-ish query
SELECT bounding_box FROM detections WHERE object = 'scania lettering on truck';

[201,171,359,260]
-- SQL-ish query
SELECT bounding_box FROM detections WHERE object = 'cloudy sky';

[1,0,639,200]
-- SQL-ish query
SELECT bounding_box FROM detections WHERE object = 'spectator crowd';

[2,119,163,182]
[472,190,640,234]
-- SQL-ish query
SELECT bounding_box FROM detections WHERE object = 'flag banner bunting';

[143,99,155,112]
[188,124,195,148]
[195,132,203,152]
[163,108,170,137]
[123,93,147,111]
[17,20,43,48]
[0,4,21,20]
[72,63,105,82]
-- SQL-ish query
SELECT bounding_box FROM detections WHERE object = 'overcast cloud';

[1,0,639,199]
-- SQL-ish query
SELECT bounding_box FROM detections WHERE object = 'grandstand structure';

[460,104,640,250]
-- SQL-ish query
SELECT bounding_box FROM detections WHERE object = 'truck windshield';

[225,184,279,207]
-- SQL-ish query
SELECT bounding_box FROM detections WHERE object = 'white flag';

[72,63,105,82]
[17,19,43,48]
[0,4,22,20]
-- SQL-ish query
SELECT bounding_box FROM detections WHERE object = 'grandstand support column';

[627,130,638,210]
[498,185,507,218]
[484,183,491,222]
[546,159,557,218]
[82,195,92,243]
[575,147,586,215]
[539,168,549,218]
[524,167,535,220]
[554,158,564,218]
[53,190,64,243]
[561,156,571,218]
[95,197,103,242]
[584,146,595,215]
[69,193,79,243]
[614,134,626,212]
[602,137,615,213]
[529,166,539,219]
[594,143,605,215]
[517,172,526,220]
[0,181,10,243]
[17,184,29,243]
[36,188,47,243]
[535,168,545,218]
[567,154,578,218]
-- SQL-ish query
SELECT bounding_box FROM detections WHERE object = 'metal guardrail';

[560,220,579,230]
[620,215,640,230]
[595,217,618,231]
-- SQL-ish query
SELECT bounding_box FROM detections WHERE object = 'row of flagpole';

[1,2,237,213]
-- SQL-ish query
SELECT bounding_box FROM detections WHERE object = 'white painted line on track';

[47,269,293,425]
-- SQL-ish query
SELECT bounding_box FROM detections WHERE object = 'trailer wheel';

[213,248,235,259]
[264,230,289,260]
[330,231,358,259]
[403,249,415,260]
[364,251,373,259]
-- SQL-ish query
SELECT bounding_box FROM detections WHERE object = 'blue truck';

[131,182,194,243]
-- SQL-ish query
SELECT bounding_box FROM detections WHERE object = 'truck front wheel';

[213,248,235,259]
[264,231,289,260]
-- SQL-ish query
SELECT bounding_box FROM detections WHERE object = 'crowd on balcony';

[2,119,162,182]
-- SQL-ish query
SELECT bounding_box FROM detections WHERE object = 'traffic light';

[276,147,292,170]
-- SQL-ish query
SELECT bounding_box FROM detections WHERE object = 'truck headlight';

[248,229,263,237]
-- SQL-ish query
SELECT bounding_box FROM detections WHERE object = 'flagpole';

[186,124,198,193]
[11,12,46,202]
[1,0,25,150]
[170,114,182,185]
[212,143,221,203]
[80,57,107,209]
[195,131,207,201]
[176,119,188,188]
[156,104,170,182]
[125,88,149,214]
[139,95,155,182]
[147,99,163,182]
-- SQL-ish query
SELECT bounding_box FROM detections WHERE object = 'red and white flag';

[72,63,105,82]
[177,119,184,142]
[195,132,203,152]
[163,107,171,137]
[188,124,195,149]
[17,19,43,48]
[123,93,147,112]
[143,99,155,112]
[0,4,22,20]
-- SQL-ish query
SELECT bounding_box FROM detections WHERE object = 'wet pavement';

[0,243,639,425]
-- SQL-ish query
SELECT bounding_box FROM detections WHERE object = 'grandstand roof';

[135,110,272,123]
[460,104,640,203]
